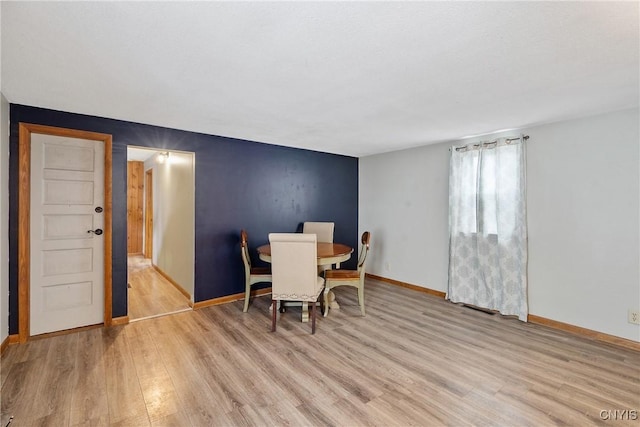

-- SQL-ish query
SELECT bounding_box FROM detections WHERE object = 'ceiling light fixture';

[157,151,170,164]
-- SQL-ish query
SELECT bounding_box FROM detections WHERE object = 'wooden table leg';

[329,291,340,310]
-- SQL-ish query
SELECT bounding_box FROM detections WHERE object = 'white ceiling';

[127,147,160,162]
[2,2,638,157]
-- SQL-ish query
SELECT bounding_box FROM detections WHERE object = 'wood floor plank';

[251,400,313,427]
[69,328,109,425]
[124,321,183,424]
[200,306,334,408]
[1,358,43,426]
[555,383,640,426]
[198,308,306,408]
[26,333,78,423]
[109,413,151,427]
[0,341,28,389]
[16,335,52,362]
[523,387,601,426]
[125,320,174,383]
[149,410,192,427]
[144,314,234,426]
[138,375,182,424]
[70,415,109,427]
[329,395,385,427]
[102,326,149,425]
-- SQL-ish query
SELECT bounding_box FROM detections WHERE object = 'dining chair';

[323,231,371,317]
[269,233,325,334]
[241,229,272,313]
[303,221,336,273]
[302,221,335,243]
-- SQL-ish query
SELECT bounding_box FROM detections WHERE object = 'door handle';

[88,228,103,236]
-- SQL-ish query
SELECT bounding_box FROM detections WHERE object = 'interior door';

[127,161,144,254]
[29,133,105,335]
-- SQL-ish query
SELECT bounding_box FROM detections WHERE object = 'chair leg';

[311,299,316,334]
[271,299,277,332]
[323,287,330,317]
[243,280,251,312]
[358,285,365,316]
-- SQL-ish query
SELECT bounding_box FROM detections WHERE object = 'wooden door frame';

[144,169,153,259]
[18,123,113,343]
[127,161,144,254]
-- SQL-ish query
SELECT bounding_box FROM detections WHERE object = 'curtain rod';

[451,135,529,152]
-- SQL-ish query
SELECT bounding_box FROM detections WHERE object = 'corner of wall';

[0,92,10,344]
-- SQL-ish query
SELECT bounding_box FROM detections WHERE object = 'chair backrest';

[303,222,335,243]
[269,233,321,301]
[357,231,371,274]
[240,229,251,272]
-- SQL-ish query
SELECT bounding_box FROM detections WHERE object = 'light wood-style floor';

[2,278,639,426]
[128,255,191,320]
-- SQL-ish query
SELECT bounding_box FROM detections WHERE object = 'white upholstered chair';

[302,221,335,243]
[269,233,325,334]
[323,231,370,317]
[303,221,335,272]
[241,229,272,313]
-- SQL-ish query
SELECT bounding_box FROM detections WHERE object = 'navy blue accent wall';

[8,104,358,334]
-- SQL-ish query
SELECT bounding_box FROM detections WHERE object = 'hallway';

[128,255,191,320]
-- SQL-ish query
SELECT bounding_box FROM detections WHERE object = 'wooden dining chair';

[302,221,335,243]
[241,229,272,312]
[269,233,325,334]
[323,231,371,317]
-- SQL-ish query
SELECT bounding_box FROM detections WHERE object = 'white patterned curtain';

[447,137,528,321]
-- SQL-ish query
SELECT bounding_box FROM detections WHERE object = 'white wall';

[359,107,639,341]
[0,93,9,343]
[527,108,638,341]
[359,141,450,289]
[146,152,195,300]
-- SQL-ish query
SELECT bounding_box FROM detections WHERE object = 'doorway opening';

[126,147,195,321]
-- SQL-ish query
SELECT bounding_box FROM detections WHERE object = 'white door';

[30,134,104,335]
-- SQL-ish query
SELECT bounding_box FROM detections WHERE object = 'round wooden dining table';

[257,242,353,267]
[257,242,353,322]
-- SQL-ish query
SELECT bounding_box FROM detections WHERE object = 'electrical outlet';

[384,262,390,271]
[628,309,640,325]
